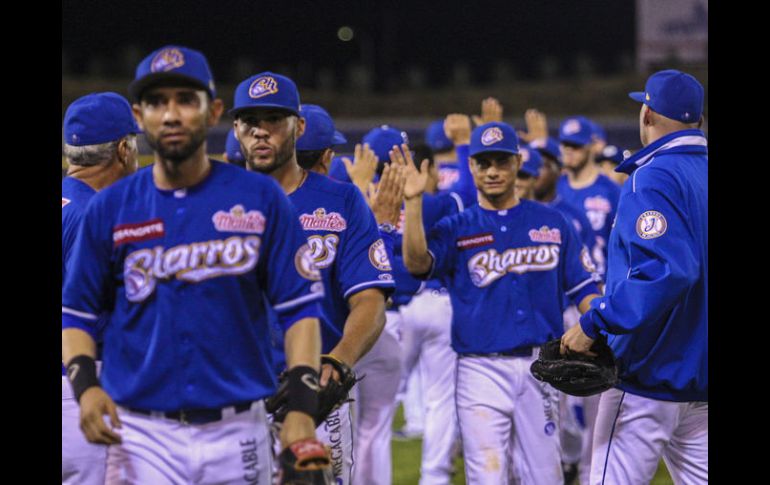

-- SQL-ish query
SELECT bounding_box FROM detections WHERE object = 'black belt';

[460,346,534,358]
[128,401,254,425]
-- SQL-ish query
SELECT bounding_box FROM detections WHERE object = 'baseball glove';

[530,335,619,396]
[267,354,360,426]
[277,438,334,485]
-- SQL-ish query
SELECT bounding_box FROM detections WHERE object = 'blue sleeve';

[259,186,325,331]
[425,215,457,280]
[559,213,602,306]
[61,194,114,335]
[580,169,699,339]
[338,188,396,299]
[446,144,476,208]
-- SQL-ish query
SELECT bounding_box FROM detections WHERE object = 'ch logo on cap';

[249,76,279,99]
[481,127,504,146]
[562,119,581,136]
[151,48,185,73]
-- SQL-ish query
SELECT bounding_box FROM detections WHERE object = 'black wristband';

[66,355,100,403]
[285,365,319,418]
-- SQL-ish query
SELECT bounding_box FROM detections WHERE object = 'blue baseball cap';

[529,137,562,165]
[590,120,607,143]
[595,144,624,165]
[629,69,704,123]
[229,72,300,118]
[469,122,519,158]
[225,128,245,163]
[129,45,216,101]
[518,146,543,178]
[559,116,594,147]
[425,120,453,152]
[63,92,141,146]
[296,104,347,151]
[362,125,410,162]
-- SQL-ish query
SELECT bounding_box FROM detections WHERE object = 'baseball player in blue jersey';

[562,69,708,484]
[401,121,602,484]
[557,115,620,277]
[224,127,246,168]
[425,119,460,193]
[62,92,140,485]
[230,74,396,485]
[62,46,330,484]
[596,144,629,186]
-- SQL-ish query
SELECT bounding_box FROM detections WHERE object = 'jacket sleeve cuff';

[579,310,600,340]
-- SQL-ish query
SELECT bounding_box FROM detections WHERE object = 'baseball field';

[390,404,674,485]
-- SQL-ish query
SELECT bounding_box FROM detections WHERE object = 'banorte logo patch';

[249,76,279,99]
[481,127,504,146]
[151,48,185,72]
[212,205,266,234]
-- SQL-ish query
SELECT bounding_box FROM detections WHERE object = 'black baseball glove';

[267,354,360,426]
[277,438,334,485]
[530,335,619,396]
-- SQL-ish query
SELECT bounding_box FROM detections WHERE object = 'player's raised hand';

[342,143,378,193]
[517,108,549,143]
[472,97,504,126]
[369,162,406,226]
[444,114,472,146]
[390,144,428,200]
[79,387,122,445]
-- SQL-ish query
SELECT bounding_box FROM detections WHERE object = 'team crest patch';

[456,233,495,250]
[295,244,321,281]
[113,219,165,247]
[299,208,347,232]
[151,48,185,72]
[636,211,667,239]
[213,205,266,234]
[562,119,581,136]
[249,76,279,99]
[62,197,71,208]
[369,239,392,271]
[528,226,561,244]
[481,127,504,146]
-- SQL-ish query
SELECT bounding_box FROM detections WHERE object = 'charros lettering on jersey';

[307,234,340,269]
[467,245,561,287]
[213,205,266,234]
[299,208,348,232]
[295,243,322,281]
[123,236,262,302]
[113,219,165,247]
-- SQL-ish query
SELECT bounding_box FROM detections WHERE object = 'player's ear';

[132,104,145,131]
[208,98,225,127]
[295,116,306,140]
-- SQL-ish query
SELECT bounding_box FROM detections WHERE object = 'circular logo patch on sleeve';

[636,211,667,239]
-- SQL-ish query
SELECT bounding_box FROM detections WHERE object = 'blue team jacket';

[579,129,707,402]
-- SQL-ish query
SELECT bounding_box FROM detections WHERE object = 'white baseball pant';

[351,310,403,485]
[62,376,107,485]
[589,388,708,485]
[456,354,563,485]
[399,289,459,485]
[106,402,273,484]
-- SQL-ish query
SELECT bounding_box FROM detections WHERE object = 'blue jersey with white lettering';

[61,161,324,410]
[391,192,463,308]
[424,199,601,354]
[288,171,395,352]
[436,162,459,195]
[556,173,620,276]
[579,130,708,402]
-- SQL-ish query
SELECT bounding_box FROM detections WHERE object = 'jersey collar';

[616,129,707,175]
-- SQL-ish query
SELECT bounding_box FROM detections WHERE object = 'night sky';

[63,0,636,89]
